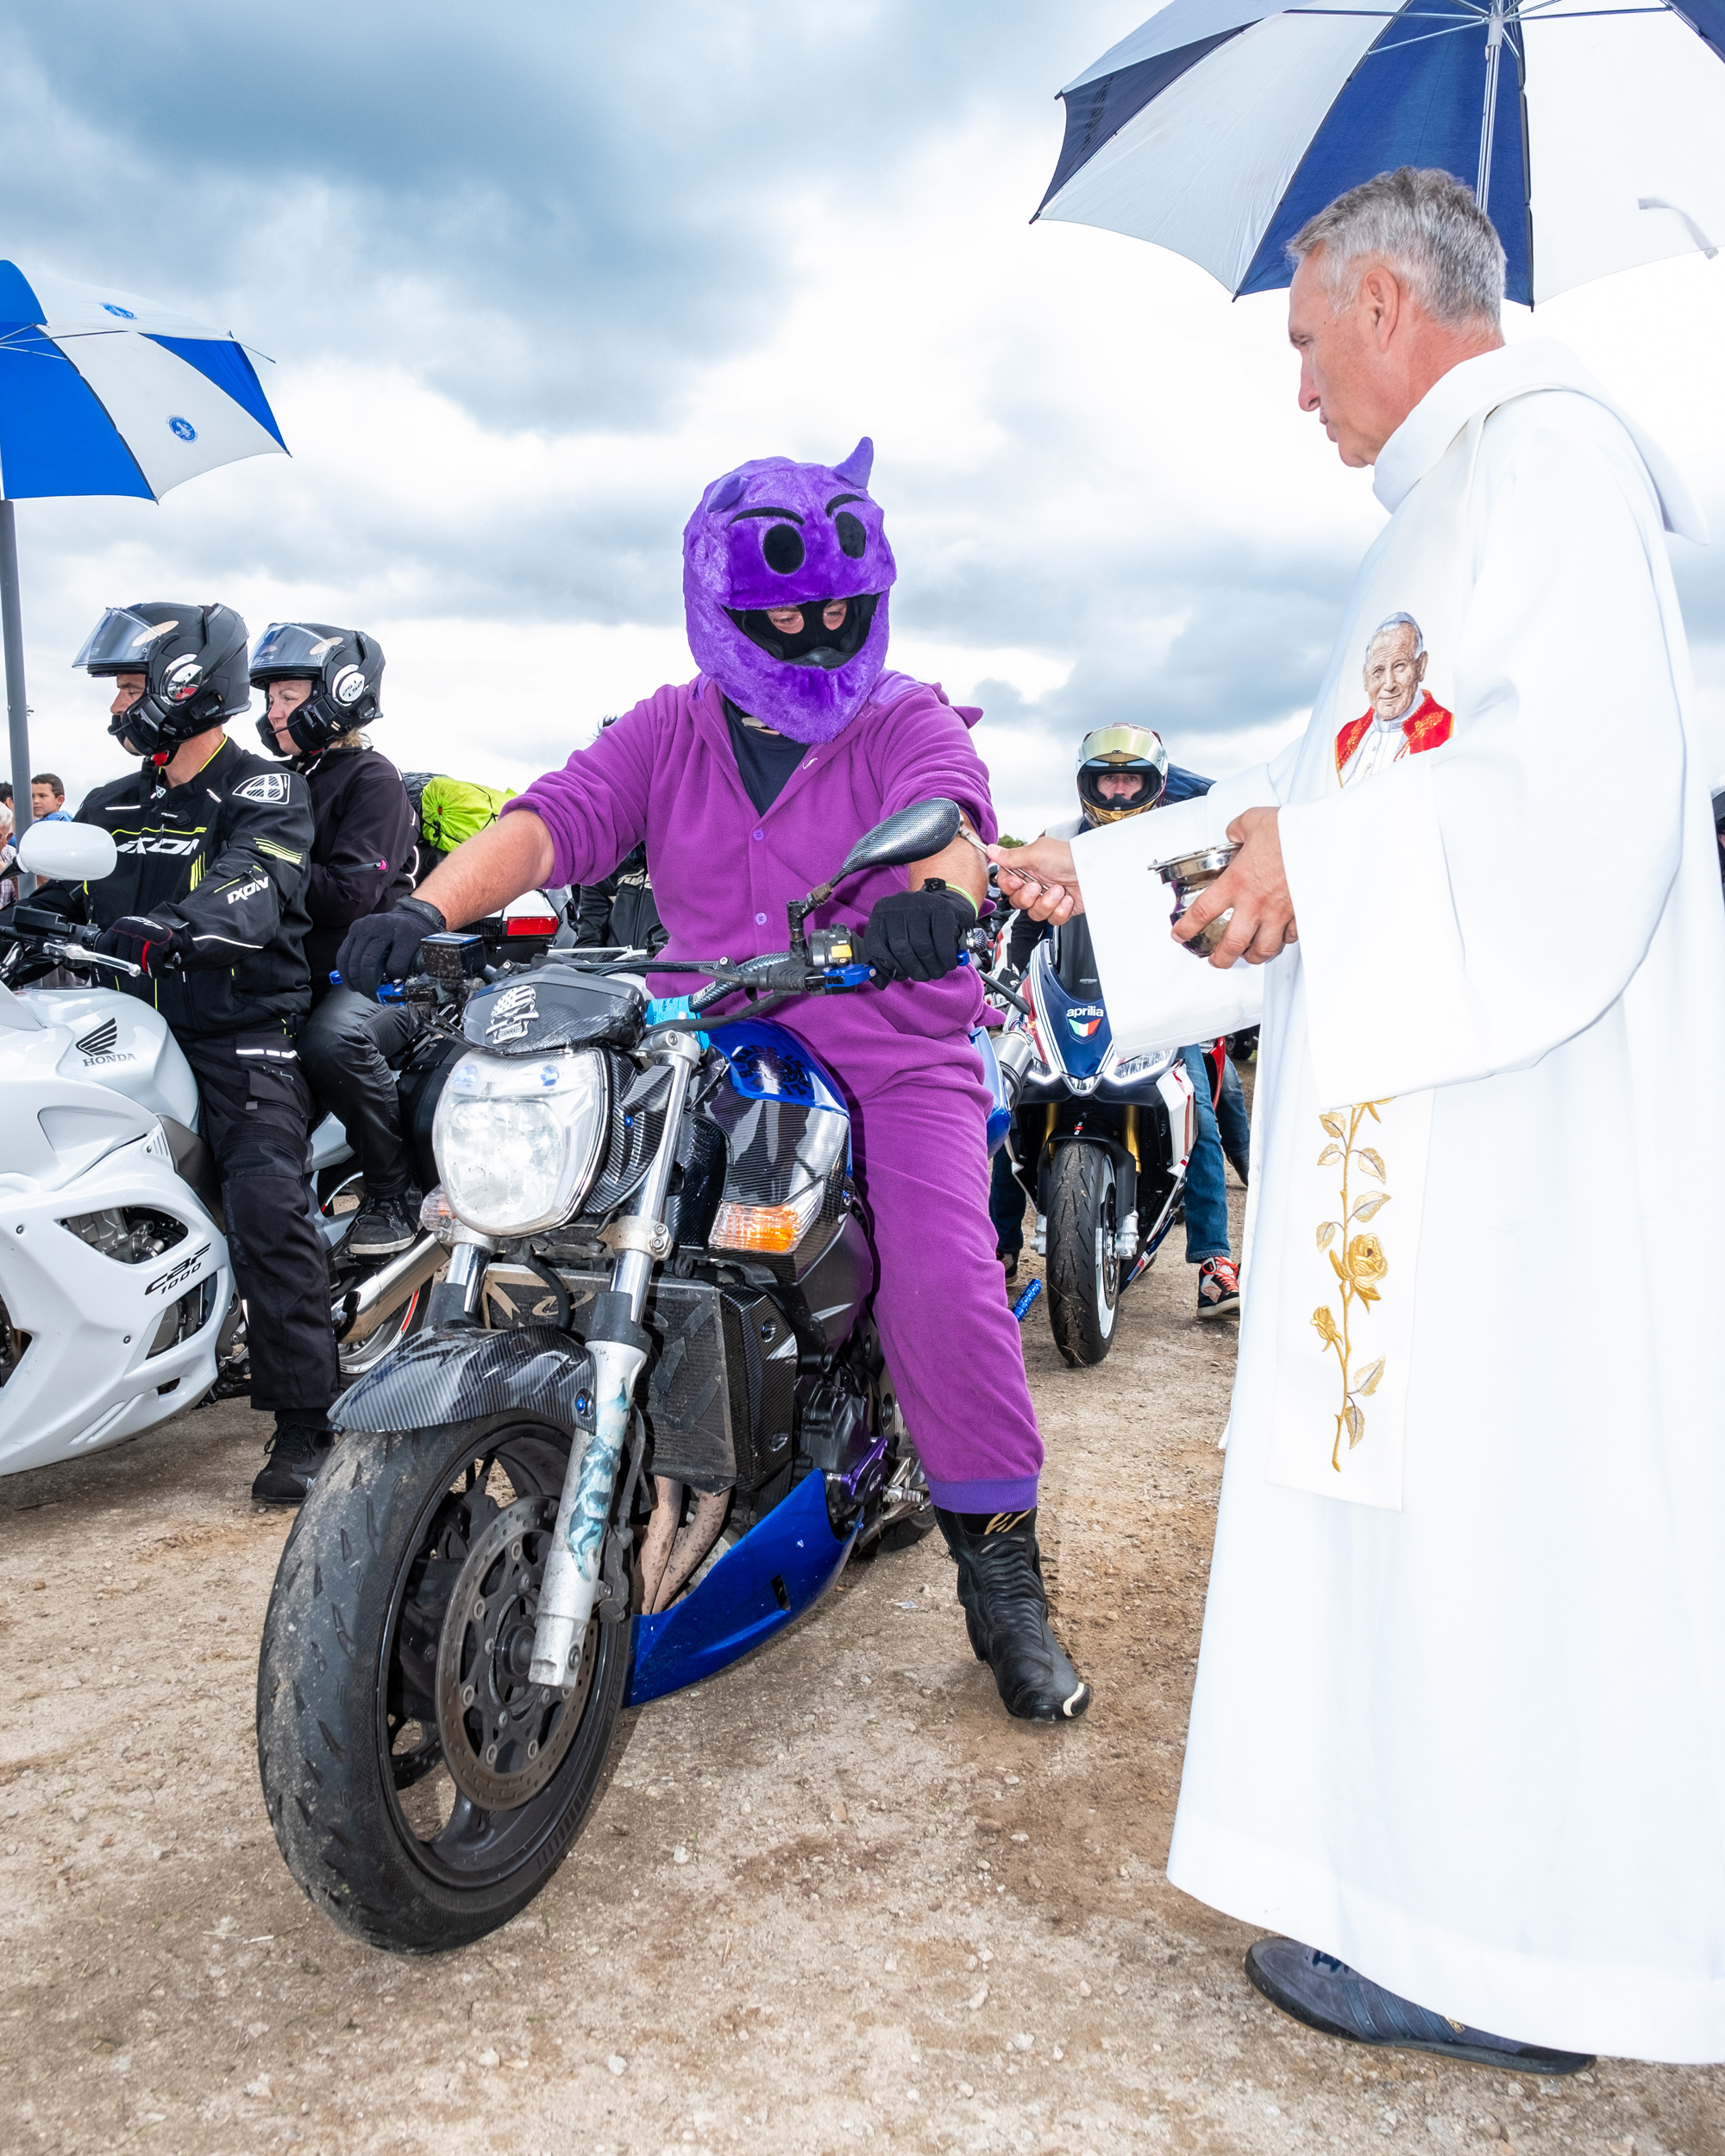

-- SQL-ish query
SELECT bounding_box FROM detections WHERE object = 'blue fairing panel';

[706,1016,849,1114]
[972,1025,1011,1154]
[627,1467,854,1706]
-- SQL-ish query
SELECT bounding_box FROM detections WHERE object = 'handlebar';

[0,913,145,981]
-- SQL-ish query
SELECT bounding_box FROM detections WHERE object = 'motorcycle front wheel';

[1044,1142,1120,1367]
[256,1415,630,1954]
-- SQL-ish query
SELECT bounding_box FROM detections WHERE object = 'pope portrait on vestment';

[994,167,1725,2069]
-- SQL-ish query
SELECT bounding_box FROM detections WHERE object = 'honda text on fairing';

[257,799,1025,1954]
[0,820,461,1470]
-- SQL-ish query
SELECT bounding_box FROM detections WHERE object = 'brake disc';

[434,1495,599,1809]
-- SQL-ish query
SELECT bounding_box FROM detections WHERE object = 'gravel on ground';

[2,1169,1720,2155]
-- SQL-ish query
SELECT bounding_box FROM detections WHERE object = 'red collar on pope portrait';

[1333,690,1454,781]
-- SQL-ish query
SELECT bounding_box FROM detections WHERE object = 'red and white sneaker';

[1196,1256,1240,1319]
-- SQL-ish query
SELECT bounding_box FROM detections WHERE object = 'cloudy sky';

[6,0,1725,837]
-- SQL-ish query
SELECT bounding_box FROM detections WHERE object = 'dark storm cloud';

[0,0,1105,432]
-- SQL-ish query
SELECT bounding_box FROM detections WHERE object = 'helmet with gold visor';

[1076,724,1168,826]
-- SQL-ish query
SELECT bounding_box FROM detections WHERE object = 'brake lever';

[47,940,145,981]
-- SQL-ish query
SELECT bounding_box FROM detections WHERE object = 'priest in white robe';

[994,167,1725,2070]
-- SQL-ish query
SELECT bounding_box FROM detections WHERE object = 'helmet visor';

[250,622,344,679]
[72,608,179,673]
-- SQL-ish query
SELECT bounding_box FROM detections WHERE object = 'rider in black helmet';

[250,623,420,1259]
[34,602,342,1501]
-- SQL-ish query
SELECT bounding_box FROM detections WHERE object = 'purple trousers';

[806,1021,1043,1514]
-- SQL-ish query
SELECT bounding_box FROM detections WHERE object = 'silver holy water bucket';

[1155,843,1237,959]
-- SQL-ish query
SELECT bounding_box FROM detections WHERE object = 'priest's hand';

[988,837,1082,925]
[1172,805,1298,967]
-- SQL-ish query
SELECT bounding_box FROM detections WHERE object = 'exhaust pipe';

[334,1233,448,1344]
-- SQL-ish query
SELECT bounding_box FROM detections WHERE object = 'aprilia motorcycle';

[257,800,983,1954]
[0,824,456,1470]
[999,917,1195,1366]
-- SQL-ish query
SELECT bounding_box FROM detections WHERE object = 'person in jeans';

[1010,725,1245,1316]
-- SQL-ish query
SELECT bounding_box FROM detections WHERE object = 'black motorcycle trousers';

[296,987,420,1198]
[182,1031,339,1417]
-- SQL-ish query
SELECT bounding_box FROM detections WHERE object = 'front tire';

[256,1414,629,1954]
[1045,1143,1120,1368]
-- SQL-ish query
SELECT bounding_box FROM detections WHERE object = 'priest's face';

[1363,623,1427,723]
[1288,250,1408,469]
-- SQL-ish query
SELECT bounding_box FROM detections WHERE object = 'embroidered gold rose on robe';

[1310,1102,1392,1469]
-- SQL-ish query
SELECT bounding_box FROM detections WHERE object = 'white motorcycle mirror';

[16,820,117,882]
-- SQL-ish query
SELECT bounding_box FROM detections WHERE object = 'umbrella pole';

[0,498,33,870]
[1475,0,1507,216]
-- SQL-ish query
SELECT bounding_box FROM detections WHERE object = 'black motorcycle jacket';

[298,743,417,996]
[44,736,316,1038]
[572,841,667,954]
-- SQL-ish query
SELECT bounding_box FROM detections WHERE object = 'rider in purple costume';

[340,441,1088,1722]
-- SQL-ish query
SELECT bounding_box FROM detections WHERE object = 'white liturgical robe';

[1078,340,1725,2060]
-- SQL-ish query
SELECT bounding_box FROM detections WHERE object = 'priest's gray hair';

[1364,611,1426,663]
[1290,167,1503,329]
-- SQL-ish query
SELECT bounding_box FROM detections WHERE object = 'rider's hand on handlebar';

[336,895,448,1001]
[93,913,191,976]
[862,882,975,983]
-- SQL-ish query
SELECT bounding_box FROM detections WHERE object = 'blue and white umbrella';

[0,259,287,837]
[1034,0,1725,307]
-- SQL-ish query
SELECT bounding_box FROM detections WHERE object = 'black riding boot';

[252,1412,336,1507]
[936,1507,1091,1721]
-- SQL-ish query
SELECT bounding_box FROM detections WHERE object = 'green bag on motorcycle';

[410,774,518,857]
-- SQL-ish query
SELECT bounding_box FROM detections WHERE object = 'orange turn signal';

[709,1201,806,1254]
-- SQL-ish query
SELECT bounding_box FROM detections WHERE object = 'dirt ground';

[3,1164,1721,2156]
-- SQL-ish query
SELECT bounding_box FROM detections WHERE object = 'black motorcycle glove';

[862,880,977,983]
[336,895,448,1001]
[93,913,192,976]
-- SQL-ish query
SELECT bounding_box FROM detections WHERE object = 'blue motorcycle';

[1000,917,1195,1365]
[257,800,985,1953]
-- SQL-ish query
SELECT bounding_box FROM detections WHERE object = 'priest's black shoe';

[935,1507,1091,1721]
[1245,1938,1593,2074]
[252,1413,336,1507]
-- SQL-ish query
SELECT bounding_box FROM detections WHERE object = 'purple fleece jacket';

[501,670,1044,1511]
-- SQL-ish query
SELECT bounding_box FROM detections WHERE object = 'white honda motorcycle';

[0,820,444,1477]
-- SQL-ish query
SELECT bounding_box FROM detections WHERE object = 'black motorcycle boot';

[935,1507,1092,1721]
[251,1412,336,1507]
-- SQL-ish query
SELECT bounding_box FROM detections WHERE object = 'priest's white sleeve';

[1279,410,1688,1107]
[1076,760,1286,1056]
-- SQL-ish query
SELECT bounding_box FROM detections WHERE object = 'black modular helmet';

[76,602,251,757]
[1076,724,1169,827]
[250,621,385,756]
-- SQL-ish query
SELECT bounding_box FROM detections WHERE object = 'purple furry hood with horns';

[682,436,897,745]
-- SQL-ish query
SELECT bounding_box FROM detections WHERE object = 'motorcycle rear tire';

[256,1415,629,1955]
[1044,1143,1120,1368]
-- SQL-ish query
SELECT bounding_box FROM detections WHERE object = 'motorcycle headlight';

[432,1049,609,1238]
[1106,1050,1164,1081]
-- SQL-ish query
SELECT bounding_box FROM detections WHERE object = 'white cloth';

[1078,339,1725,2060]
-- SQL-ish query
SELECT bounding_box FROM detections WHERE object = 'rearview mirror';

[16,820,117,883]
[834,798,962,882]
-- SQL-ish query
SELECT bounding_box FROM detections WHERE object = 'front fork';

[529,1027,703,1687]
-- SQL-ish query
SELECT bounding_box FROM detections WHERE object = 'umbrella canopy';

[0,260,285,501]
[0,260,287,852]
[1034,0,1725,307]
